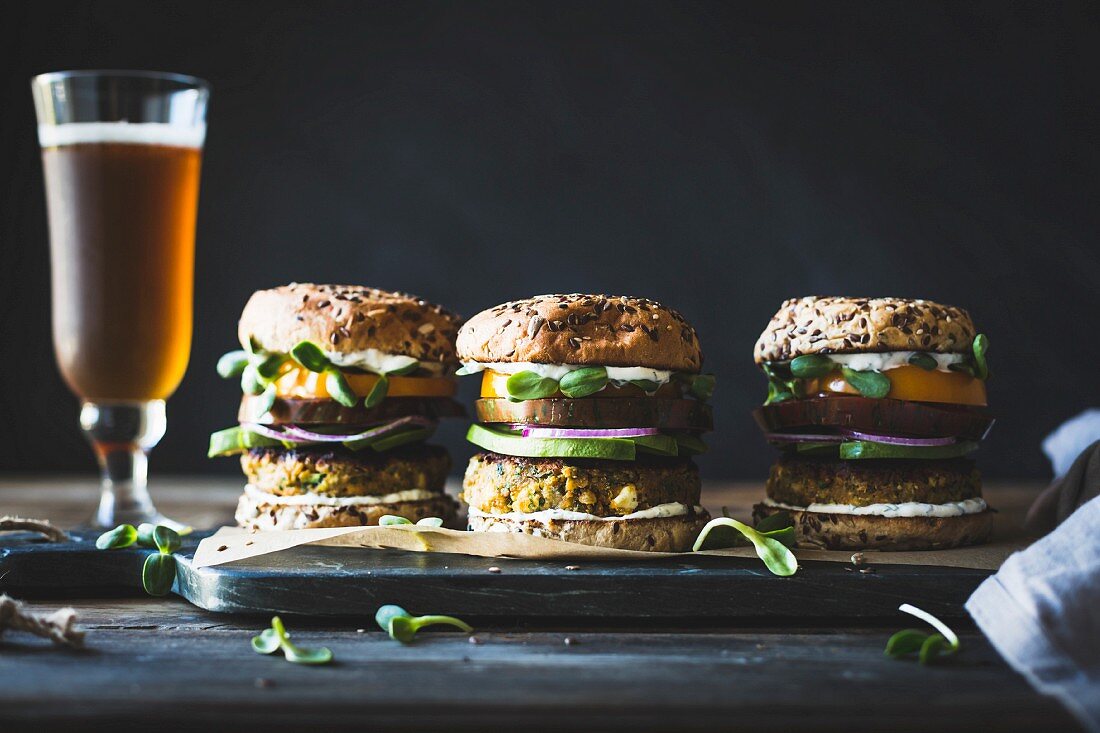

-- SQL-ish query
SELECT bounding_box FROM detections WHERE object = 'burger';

[455,294,714,551]
[208,283,464,530]
[751,296,994,550]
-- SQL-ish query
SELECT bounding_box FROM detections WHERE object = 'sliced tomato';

[273,365,457,399]
[804,365,986,406]
[479,370,681,399]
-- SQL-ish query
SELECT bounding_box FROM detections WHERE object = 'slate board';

[0,529,992,620]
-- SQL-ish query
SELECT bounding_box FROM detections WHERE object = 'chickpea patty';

[462,452,701,516]
[242,443,450,497]
[766,456,981,507]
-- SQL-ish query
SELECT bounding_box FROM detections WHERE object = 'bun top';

[238,283,461,365]
[754,296,976,364]
[457,293,703,372]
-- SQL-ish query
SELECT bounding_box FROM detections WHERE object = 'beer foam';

[38,122,205,149]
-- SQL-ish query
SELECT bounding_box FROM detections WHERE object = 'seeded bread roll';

[236,492,459,531]
[752,503,993,551]
[467,510,710,552]
[238,283,462,365]
[457,294,703,371]
[754,296,976,364]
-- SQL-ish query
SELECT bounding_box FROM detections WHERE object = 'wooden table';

[0,478,1077,732]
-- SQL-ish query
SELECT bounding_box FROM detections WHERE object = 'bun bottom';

[467,511,710,552]
[752,503,993,551]
[236,492,458,531]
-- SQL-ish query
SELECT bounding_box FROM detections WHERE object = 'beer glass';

[31,71,209,528]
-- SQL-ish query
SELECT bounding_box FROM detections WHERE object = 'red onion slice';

[278,415,436,443]
[840,429,956,447]
[764,430,957,447]
[520,426,661,439]
[764,432,845,444]
[240,422,303,442]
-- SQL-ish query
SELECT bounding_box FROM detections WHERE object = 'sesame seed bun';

[752,503,993,551]
[235,491,459,531]
[467,509,711,553]
[754,296,976,364]
[238,283,461,365]
[456,294,703,371]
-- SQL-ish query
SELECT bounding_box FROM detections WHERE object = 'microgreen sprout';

[379,515,445,527]
[96,523,181,596]
[375,604,472,643]
[692,517,798,576]
[251,616,333,665]
[885,603,960,664]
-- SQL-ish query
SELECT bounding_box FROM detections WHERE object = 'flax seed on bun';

[754,296,976,364]
[238,283,462,365]
[467,510,710,553]
[456,293,703,371]
[752,503,994,551]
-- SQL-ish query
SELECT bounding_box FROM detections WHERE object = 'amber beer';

[41,129,202,400]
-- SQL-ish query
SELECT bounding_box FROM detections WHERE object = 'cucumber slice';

[466,424,636,460]
[207,426,284,458]
[839,440,979,460]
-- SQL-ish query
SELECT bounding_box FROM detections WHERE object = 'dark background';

[1,0,1097,482]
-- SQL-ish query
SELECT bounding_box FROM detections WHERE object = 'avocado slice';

[466,424,683,460]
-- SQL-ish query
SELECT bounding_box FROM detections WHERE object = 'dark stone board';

[1,530,991,620]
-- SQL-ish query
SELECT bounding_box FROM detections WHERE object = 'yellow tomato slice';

[479,370,681,399]
[807,365,987,406]
[273,365,456,399]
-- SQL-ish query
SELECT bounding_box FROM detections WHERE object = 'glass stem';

[80,401,168,528]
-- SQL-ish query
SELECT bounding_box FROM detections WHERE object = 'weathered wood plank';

[0,626,1074,732]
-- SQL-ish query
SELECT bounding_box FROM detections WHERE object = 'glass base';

[80,400,184,530]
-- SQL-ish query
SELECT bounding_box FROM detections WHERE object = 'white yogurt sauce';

[825,351,967,373]
[763,496,987,518]
[326,348,444,375]
[468,502,696,523]
[460,361,672,385]
[243,484,439,507]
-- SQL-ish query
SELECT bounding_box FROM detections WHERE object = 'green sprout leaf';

[416,517,444,528]
[136,522,157,548]
[152,525,182,554]
[692,517,798,576]
[907,352,938,371]
[375,604,473,644]
[325,369,360,408]
[972,333,990,380]
[505,371,559,401]
[255,383,278,417]
[240,365,265,395]
[290,341,331,373]
[753,510,792,534]
[95,524,137,550]
[251,627,281,654]
[689,374,716,401]
[841,367,892,399]
[253,353,285,380]
[884,629,930,658]
[885,604,960,664]
[628,379,660,394]
[252,617,333,665]
[379,515,413,526]
[216,350,250,379]
[789,354,834,378]
[454,364,481,376]
[364,374,389,409]
[558,367,608,398]
[142,553,177,596]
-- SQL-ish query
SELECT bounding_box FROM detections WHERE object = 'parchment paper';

[193,517,1029,571]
